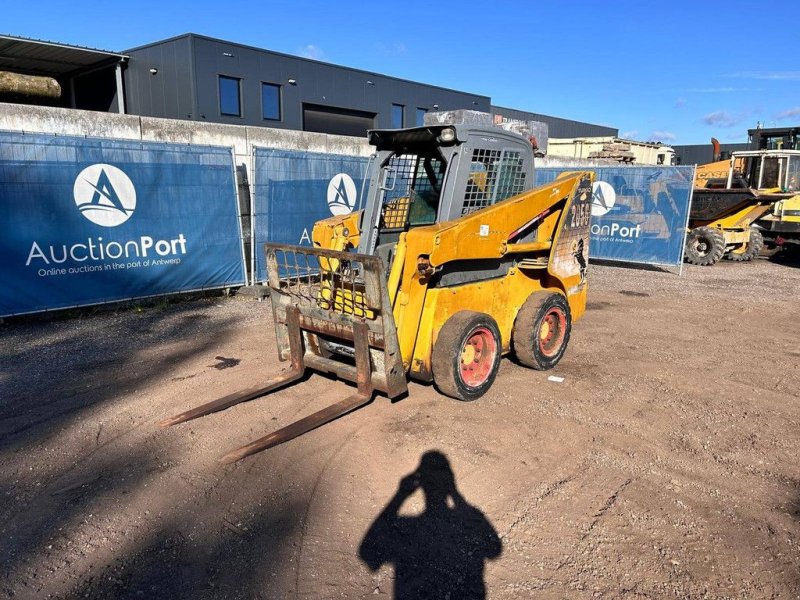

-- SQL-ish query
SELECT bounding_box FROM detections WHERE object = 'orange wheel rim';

[459,327,497,387]
[538,308,566,358]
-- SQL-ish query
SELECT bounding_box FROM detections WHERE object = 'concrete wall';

[538,156,622,168]
[0,101,373,155]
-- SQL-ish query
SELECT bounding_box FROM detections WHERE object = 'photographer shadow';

[359,450,502,599]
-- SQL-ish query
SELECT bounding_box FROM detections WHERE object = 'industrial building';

[672,142,748,166]
[547,137,675,165]
[673,126,800,165]
[490,105,616,139]
[0,33,616,141]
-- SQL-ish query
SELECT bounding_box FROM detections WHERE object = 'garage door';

[303,103,376,137]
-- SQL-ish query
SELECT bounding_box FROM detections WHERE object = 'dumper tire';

[725,228,764,262]
[685,226,726,266]
[432,311,502,402]
[513,291,572,371]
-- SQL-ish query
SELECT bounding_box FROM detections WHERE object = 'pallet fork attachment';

[160,244,407,463]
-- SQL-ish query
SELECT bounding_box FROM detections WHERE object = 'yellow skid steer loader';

[162,112,594,463]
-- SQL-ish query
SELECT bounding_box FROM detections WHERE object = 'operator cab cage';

[357,122,535,258]
[723,150,800,192]
[748,126,800,151]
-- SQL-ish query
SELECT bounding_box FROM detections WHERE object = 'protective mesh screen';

[462,149,526,215]
[379,155,444,229]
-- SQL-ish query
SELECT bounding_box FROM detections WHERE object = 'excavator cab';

[162,112,594,463]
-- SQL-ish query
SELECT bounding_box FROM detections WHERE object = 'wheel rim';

[692,238,710,257]
[459,326,497,387]
[539,308,567,357]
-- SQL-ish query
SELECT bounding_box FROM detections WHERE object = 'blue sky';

[6,0,800,144]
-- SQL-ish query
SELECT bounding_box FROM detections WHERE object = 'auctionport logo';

[326,173,357,216]
[24,163,188,274]
[591,181,616,217]
[73,164,137,227]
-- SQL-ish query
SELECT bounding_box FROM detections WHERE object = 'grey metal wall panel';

[491,105,618,138]
[123,34,623,141]
[124,36,194,120]
[672,143,749,165]
[187,36,491,131]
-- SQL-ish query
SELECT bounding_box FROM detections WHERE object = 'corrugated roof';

[0,34,127,76]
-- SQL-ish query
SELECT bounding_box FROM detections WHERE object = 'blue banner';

[535,166,694,266]
[252,148,369,282]
[0,132,246,316]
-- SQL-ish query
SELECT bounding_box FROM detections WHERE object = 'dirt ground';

[1,254,799,599]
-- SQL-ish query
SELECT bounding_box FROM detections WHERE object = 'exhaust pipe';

[711,137,721,162]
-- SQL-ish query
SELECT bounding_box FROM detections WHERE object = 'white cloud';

[683,87,743,93]
[648,131,676,142]
[376,42,407,55]
[777,107,800,120]
[621,130,639,139]
[728,71,800,80]
[298,44,324,60]
[702,110,742,128]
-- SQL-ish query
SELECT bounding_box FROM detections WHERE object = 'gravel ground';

[1,253,799,599]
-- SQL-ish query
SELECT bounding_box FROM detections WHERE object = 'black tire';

[512,292,572,370]
[685,226,726,266]
[432,311,502,402]
[725,228,764,262]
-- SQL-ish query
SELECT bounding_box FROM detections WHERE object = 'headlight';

[439,127,456,144]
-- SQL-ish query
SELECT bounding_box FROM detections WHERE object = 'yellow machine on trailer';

[162,112,594,462]
[758,194,800,251]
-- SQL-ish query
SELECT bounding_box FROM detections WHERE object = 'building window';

[262,82,281,121]
[391,103,404,129]
[218,75,241,117]
[416,107,427,127]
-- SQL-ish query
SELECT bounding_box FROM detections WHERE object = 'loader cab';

[357,123,535,263]
[727,150,800,192]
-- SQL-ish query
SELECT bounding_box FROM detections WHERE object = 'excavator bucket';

[161,243,407,463]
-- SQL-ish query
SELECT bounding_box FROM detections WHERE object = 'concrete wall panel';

[0,103,141,140]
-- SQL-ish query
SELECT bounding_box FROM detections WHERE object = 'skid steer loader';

[162,112,594,463]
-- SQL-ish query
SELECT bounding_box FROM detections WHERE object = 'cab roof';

[367,124,528,153]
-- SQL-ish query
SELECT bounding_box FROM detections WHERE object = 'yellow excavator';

[161,112,594,462]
